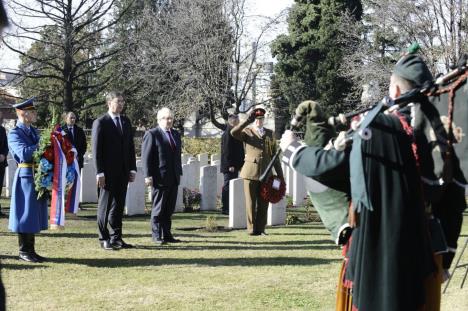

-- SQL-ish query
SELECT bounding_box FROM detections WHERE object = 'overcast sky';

[0,0,294,70]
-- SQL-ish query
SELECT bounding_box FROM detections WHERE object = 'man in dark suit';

[142,107,182,244]
[92,91,137,250]
[220,114,244,215]
[63,111,87,170]
[0,111,8,216]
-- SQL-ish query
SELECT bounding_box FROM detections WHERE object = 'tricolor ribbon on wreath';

[49,135,80,228]
[34,123,80,229]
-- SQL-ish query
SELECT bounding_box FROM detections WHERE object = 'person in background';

[0,111,8,217]
[63,111,87,210]
[220,113,244,215]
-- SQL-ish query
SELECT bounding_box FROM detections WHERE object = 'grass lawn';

[0,201,467,311]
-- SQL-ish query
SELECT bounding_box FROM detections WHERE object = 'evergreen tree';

[271,0,362,115]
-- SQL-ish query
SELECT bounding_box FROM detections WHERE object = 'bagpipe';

[327,56,468,186]
[260,55,468,190]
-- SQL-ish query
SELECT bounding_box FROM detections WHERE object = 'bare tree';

[339,0,468,105]
[1,0,131,112]
[119,0,287,130]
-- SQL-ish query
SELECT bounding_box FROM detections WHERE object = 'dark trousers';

[0,165,4,211]
[221,171,238,213]
[151,184,178,240]
[243,179,269,234]
[97,182,128,242]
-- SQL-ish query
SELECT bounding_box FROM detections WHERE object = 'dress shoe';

[248,232,260,236]
[111,239,133,249]
[337,226,353,246]
[19,252,40,263]
[100,240,115,250]
[164,237,181,243]
[153,238,167,245]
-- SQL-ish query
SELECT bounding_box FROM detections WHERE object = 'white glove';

[333,131,348,151]
[280,130,298,152]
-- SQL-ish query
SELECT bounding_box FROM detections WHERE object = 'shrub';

[182,137,220,157]
[205,216,218,232]
[183,187,201,212]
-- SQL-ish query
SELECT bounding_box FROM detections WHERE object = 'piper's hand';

[145,177,153,187]
[129,172,136,182]
[97,176,106,188]
[280,130,297,152]
[333,131,348,151]
[295,100,315,117]
[228,166,235,173]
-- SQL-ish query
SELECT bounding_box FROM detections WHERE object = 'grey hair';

[106,91,123,103]
[157,107,174,121]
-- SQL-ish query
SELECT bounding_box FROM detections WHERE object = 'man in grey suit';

[142,107,182,244]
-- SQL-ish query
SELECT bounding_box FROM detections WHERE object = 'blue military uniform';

[8,97,48,263]
[8,122,48,233]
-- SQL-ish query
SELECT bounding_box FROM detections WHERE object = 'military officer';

[8,98,48,263]
[231,106,283,235]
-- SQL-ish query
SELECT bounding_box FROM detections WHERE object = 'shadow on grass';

[45,256,340,268]
[155,244,338,251]
[2,263,47,270]
[38,232,151,239]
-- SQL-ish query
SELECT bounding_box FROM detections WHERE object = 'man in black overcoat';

[0,111,8,216]
[142,107,182,244]
[63,111,87,170]
[220,114,244,215]
[92,91,137,250]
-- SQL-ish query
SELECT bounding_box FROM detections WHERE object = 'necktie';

[115,117,123,135]
[69,127,74,140]
[166,130,176,151]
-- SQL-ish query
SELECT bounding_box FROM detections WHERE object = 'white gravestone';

[210,153,220,163]
[292,170,307,206]
[283,164,293,196]
[175,186,184,212]
[5,159,17,197]
[268,198,286,226]
[212,159,223,196]
[197,153,209,167]
[80,161,98,203]
[200,165,217,211]
[186,158,200,190]
[181,154,191,165]
[229,178,246,229]
[125,167,146,215]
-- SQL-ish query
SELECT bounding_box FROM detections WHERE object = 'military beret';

[393,54,433,88]
[13,97,36,110]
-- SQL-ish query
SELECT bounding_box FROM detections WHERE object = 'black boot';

[18,233,39,263]
[30,235,46,262]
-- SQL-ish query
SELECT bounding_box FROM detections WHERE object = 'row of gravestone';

[3,154,310,229]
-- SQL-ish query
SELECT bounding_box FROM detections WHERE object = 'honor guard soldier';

[231,106,284,236]
[8,98,48,263]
